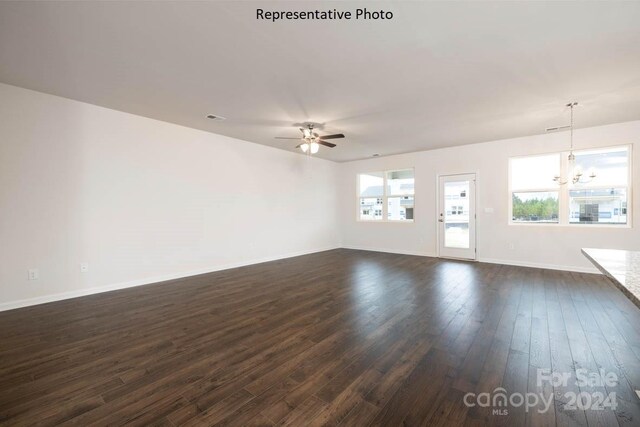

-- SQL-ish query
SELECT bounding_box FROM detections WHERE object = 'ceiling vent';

[206,114,226,121]
[545,125,570,132]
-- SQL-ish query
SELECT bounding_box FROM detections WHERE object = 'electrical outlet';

[80,263,89,273]
[508,243,515,250]
[28,268,39,280]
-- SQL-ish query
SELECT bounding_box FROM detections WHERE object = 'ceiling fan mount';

[275,123,345,154]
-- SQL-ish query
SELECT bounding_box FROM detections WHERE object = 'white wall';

[2,81,639,311]
[0,83,340,310]
[339,121,640,272]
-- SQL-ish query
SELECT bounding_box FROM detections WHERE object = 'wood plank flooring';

[1,249,639,426]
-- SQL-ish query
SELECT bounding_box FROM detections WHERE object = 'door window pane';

[569,188,627,224]
[444,181,469,248]
[388,196,414,221]
[512,191,559,223]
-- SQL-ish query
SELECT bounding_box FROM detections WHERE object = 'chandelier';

[552,102,596,185]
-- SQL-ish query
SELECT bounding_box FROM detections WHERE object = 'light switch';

[484,207,494,213]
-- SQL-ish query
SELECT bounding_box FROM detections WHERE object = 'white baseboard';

[340,245,437,258]
[0,245,601,312]
[0,246,340,312]
[341,246,600,274]
[477,257,600,274]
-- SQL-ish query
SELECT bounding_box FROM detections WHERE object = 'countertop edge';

[581,248,640,310]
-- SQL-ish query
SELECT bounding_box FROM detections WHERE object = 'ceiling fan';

[275,124,345,154]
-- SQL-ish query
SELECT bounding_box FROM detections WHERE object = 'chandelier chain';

[570,103,574,151]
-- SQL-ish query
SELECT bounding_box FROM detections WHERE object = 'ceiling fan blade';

[319,141,337,148]
[295,144,302,148]
[319,133,345,140]
[275,137,301,139]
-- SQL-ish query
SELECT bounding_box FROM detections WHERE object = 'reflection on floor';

[0,249,639,425]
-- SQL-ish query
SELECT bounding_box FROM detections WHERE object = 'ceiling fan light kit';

[276,124,345,155]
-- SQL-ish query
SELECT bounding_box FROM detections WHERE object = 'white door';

[438,173,476,260]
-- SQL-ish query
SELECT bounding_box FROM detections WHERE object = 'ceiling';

[1,1,640,162]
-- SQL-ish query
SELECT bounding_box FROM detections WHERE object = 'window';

[358,172,384,220]
[568,147,629,224]
[358,169,414,221]
[510,154,560,223]
[509,146,630,226]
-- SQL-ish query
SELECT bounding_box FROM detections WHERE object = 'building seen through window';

[358,169,414,221]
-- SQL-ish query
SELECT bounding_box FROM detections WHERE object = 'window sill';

[508,222,631,229]
[356,219,415,224]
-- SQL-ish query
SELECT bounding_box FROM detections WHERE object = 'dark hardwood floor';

[1,249,639,426]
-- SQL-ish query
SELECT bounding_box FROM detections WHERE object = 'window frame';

[357,168,415,223]
[508,144,632,228]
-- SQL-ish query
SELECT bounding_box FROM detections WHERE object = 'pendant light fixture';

[552,102,596,185]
